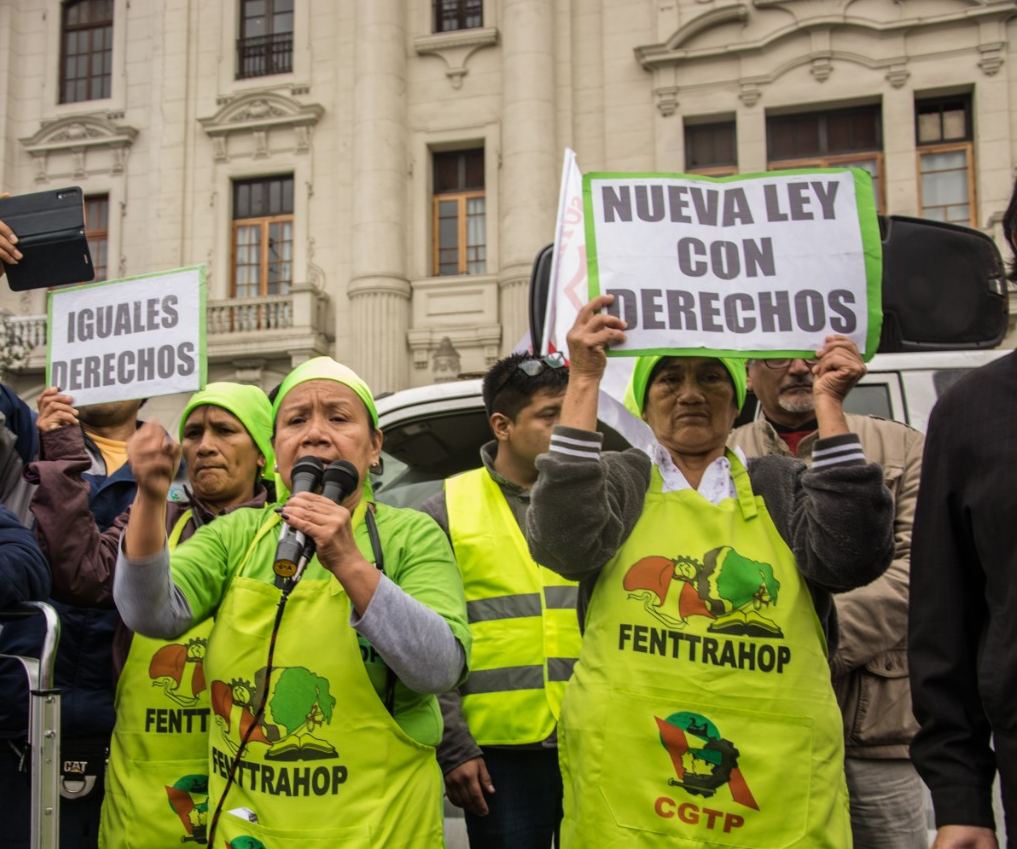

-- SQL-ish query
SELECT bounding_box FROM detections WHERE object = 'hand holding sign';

[36,386,78,432]
[566,294,628,381]
[813,335,867,404]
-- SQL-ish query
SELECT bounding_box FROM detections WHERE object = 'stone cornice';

[198,91,324,161]
[20,113,138,155]
[199,91,324,137]
[635,1,1015,69]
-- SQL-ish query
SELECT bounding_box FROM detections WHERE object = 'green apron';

[100,511,215,848]
[560,451,850,848]
[203,505,444,847]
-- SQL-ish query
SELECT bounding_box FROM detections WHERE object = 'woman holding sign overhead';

[112,357,470,848]
[525,295,893,848]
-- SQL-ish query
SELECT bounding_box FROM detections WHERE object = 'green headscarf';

[271,357,378,428]
[270,358,378,499]
[623,355,747,418]
[179,382,275,481]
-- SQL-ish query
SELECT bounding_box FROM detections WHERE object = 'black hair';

[1003,177,1017,285]
[482,352,569,421]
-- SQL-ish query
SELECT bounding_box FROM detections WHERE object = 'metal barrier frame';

[0,601,62,849]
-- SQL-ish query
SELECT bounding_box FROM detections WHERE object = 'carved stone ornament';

[20,113,138,183]
[414,26,499,89]
[431,336,462,381]
[199,92,324,162]
[655,86,680,117]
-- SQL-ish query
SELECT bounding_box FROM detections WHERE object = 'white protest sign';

[584,168,882,360]
[47,266,207,406]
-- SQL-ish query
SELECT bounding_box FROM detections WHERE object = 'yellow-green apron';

[202,508,444,847]
[100,511,215,847]
[559,451,850,848]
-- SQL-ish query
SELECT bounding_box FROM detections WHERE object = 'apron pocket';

[218,810,373,848]
[594,688,817,849]
[101,756,210,848]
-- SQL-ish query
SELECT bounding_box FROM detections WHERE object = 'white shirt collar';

[651,443,747,504]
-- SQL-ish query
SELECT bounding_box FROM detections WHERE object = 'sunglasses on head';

[487,352,567,409]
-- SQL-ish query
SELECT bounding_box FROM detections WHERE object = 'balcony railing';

[236,32,294,80]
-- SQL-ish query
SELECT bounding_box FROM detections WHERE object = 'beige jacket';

[729,413,924,759]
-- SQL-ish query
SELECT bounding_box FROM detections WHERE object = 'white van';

[371,347,1011,508]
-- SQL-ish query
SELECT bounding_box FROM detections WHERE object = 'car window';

[373,398,634,510]
[842,384,893,419]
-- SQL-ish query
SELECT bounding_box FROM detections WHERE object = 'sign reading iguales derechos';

[47,266,207,406]
[583,168,882,360]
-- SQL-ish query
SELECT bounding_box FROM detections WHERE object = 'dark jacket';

[0,424,139,743]
[0,502,49,608]
[0,383,38,526]
[527,426,895,657]
[910,350,1017,833]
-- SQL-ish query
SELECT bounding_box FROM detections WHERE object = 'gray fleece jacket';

[526,426,895,657]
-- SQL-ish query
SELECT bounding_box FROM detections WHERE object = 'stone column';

[349,0,411,393]
[499,0,558,351]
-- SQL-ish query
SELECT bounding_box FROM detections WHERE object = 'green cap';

[623,355,747,417]
[271,357,378,428]
[270,358,378,499]
[179,382,274,481]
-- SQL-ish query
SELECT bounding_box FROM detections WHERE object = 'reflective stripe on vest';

[446,467,582,746]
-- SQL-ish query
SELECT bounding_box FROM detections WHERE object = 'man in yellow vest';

[421,351,581,848]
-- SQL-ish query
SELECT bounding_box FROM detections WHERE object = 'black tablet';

[0,187,95,291]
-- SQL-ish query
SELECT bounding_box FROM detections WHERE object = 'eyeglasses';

[486,352,567,411]
[760,358,813,370]
[516,351,566,377]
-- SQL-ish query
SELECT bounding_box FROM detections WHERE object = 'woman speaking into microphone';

[114,357,470,848]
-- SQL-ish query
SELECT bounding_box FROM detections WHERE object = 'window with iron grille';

[237,0,294,80]
[434,0,483,33]
[60,0,113,104]
[766,105,885,211]
[685,121,738,176]
[232,176,294,298]
[916,95,975,227]
[433,150,486,276]
[85,195,109,282]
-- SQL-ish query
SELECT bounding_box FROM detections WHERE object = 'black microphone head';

[321,460,360,504]
[289,456,325,495]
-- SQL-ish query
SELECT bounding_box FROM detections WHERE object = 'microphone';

[290,460,360,583]
[273,456,324,588]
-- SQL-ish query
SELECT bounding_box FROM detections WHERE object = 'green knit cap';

[179,382,275,481]
[623,355,747,418]
[270,358,378,500]
[271,357,378,428]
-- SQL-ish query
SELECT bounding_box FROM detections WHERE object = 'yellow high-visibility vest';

[447,467,582,746]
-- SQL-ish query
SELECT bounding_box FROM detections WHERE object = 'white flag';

[545,149,655,453]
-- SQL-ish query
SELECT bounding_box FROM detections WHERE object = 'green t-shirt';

[169,501,471,747]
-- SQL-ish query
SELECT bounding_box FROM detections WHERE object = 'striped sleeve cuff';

[811,433,866,468]
[549,425,603,461]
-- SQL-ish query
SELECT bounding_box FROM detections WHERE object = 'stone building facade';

[0,0,1014,418]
